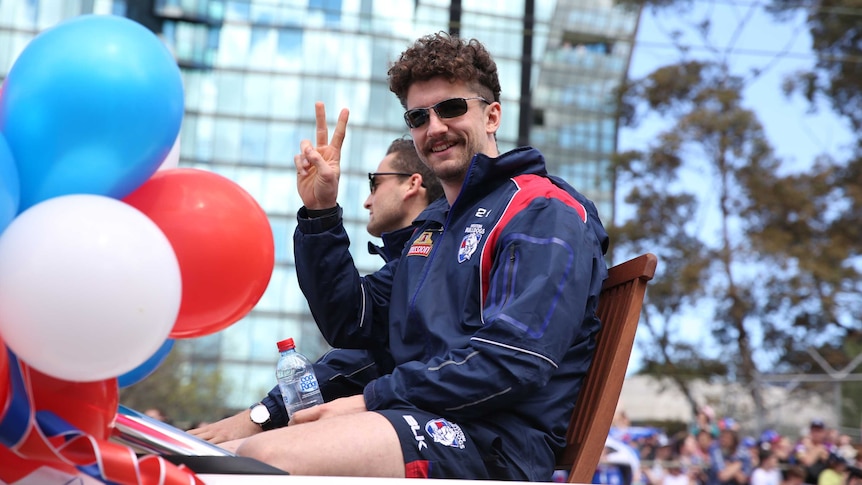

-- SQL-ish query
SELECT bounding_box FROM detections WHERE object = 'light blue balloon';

[0,133,19,234]
[118,338,175,388]
[0,14,184,210]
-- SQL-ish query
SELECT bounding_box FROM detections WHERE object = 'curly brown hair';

[386,136,443,204]
[388,32,501,108]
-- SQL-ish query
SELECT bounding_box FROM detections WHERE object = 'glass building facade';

[0,0,640,409]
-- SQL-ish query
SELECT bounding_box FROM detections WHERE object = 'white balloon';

[0,194,182,382]
[157,134,181,171]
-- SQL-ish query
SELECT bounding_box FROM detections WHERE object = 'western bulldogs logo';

[457,224,484,263]
[424,418,466,449]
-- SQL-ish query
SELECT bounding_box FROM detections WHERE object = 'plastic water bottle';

[276,338,324,419]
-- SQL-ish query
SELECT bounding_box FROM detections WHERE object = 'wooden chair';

[557,253,658,483]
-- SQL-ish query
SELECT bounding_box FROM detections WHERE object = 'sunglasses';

[403,97,490,129]
[368,172,412,193]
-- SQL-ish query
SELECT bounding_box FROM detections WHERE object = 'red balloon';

[124,168,275,338]
[0,341,8,420]
[0,445,78,484]
[28,365,119,440]
[0,356,116,482]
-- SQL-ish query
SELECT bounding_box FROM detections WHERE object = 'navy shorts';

[374,408,525,480]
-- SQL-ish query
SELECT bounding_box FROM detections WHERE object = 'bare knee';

[236,433,292,472]
[234,413,404,477]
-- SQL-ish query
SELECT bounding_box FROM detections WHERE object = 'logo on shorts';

[424,418,466,449]
[457,224,484,263]
[402,415,428,451]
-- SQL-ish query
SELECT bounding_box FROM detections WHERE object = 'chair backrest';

[557,252,658,483]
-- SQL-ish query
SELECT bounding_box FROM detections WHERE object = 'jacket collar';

[367,225,418,263]
[410,146,549,225]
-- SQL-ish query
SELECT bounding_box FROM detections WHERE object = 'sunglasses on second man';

[368,172,428,193]
[403,96,490,129]
[368,172,411,193]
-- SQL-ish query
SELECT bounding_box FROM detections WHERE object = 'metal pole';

[517,0,534,147]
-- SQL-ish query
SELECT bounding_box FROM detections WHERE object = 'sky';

[617,1,856,372]
[622,2,855,169]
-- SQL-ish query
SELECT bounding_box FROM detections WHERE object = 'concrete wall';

[618,375,836,435]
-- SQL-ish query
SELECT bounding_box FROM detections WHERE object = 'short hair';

[388,32,501,108]
[385,136,443,204]
[719,428,739,451]
[784,466,806,481]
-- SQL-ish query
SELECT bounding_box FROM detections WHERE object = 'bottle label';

[299,373,319,392]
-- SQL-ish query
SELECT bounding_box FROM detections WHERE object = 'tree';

[615,58,780,424]
[768,0,862,134]
[119,341,231,428]
[765,0,862,431]
[614,1,862,429]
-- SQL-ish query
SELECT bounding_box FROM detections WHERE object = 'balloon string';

[0,350,32,447]
[0,350,203,485]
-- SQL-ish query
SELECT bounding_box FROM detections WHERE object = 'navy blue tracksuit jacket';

[293,146,609,480]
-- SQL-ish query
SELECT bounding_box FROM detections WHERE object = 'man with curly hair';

[218,32,609,480]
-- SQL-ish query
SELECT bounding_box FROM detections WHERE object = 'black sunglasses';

[368,172,412,193]
[404,97,490,129]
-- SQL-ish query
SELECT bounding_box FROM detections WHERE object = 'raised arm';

[293,101,349,210]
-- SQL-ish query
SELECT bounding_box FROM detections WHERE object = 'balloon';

[0,342,7,420]
[118,338,175,388]
[0,445,78,484]
[0,356,115,483]
[0,133,19,234]
[0,15,184,210]
[28,365,119,440]
[0,194,182,381]
[157,134,181,172]
[124,168,275,338]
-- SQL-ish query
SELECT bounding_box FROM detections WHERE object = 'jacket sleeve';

[313,348,380,401]
[259,347,381,429]
[293,206,396,351]
[261,385,288,428]
[363,197,608,419]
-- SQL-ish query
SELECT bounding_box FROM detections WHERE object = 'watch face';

[250,404,270,424]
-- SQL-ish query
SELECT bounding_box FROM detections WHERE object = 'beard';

[421,135,483,185]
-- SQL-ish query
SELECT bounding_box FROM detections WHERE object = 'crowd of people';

[584,406,862,485]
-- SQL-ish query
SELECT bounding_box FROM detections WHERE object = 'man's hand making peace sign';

[293,102,350,210]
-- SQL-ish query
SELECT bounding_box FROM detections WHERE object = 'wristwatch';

[249,402,272,429]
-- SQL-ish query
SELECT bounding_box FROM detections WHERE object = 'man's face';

[364,153,410,237]
[144,408,165,421]
[696,431,712,450]
[810,426,826,444]
[405,77,499,188]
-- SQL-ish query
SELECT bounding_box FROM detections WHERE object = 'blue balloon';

[0,133,19,234]
[118,338,175,388]
[0,14,184,210]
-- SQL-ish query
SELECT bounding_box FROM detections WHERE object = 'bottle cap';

[277,338,295,352]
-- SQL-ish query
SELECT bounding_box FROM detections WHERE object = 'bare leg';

[235,411,405,477]
[219,438,244,454]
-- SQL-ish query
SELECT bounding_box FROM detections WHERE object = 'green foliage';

[118,342,232,429]
[770,0,862,132]
[617,0,862,429]
[838,332,862,431]
[615,0,695,13]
